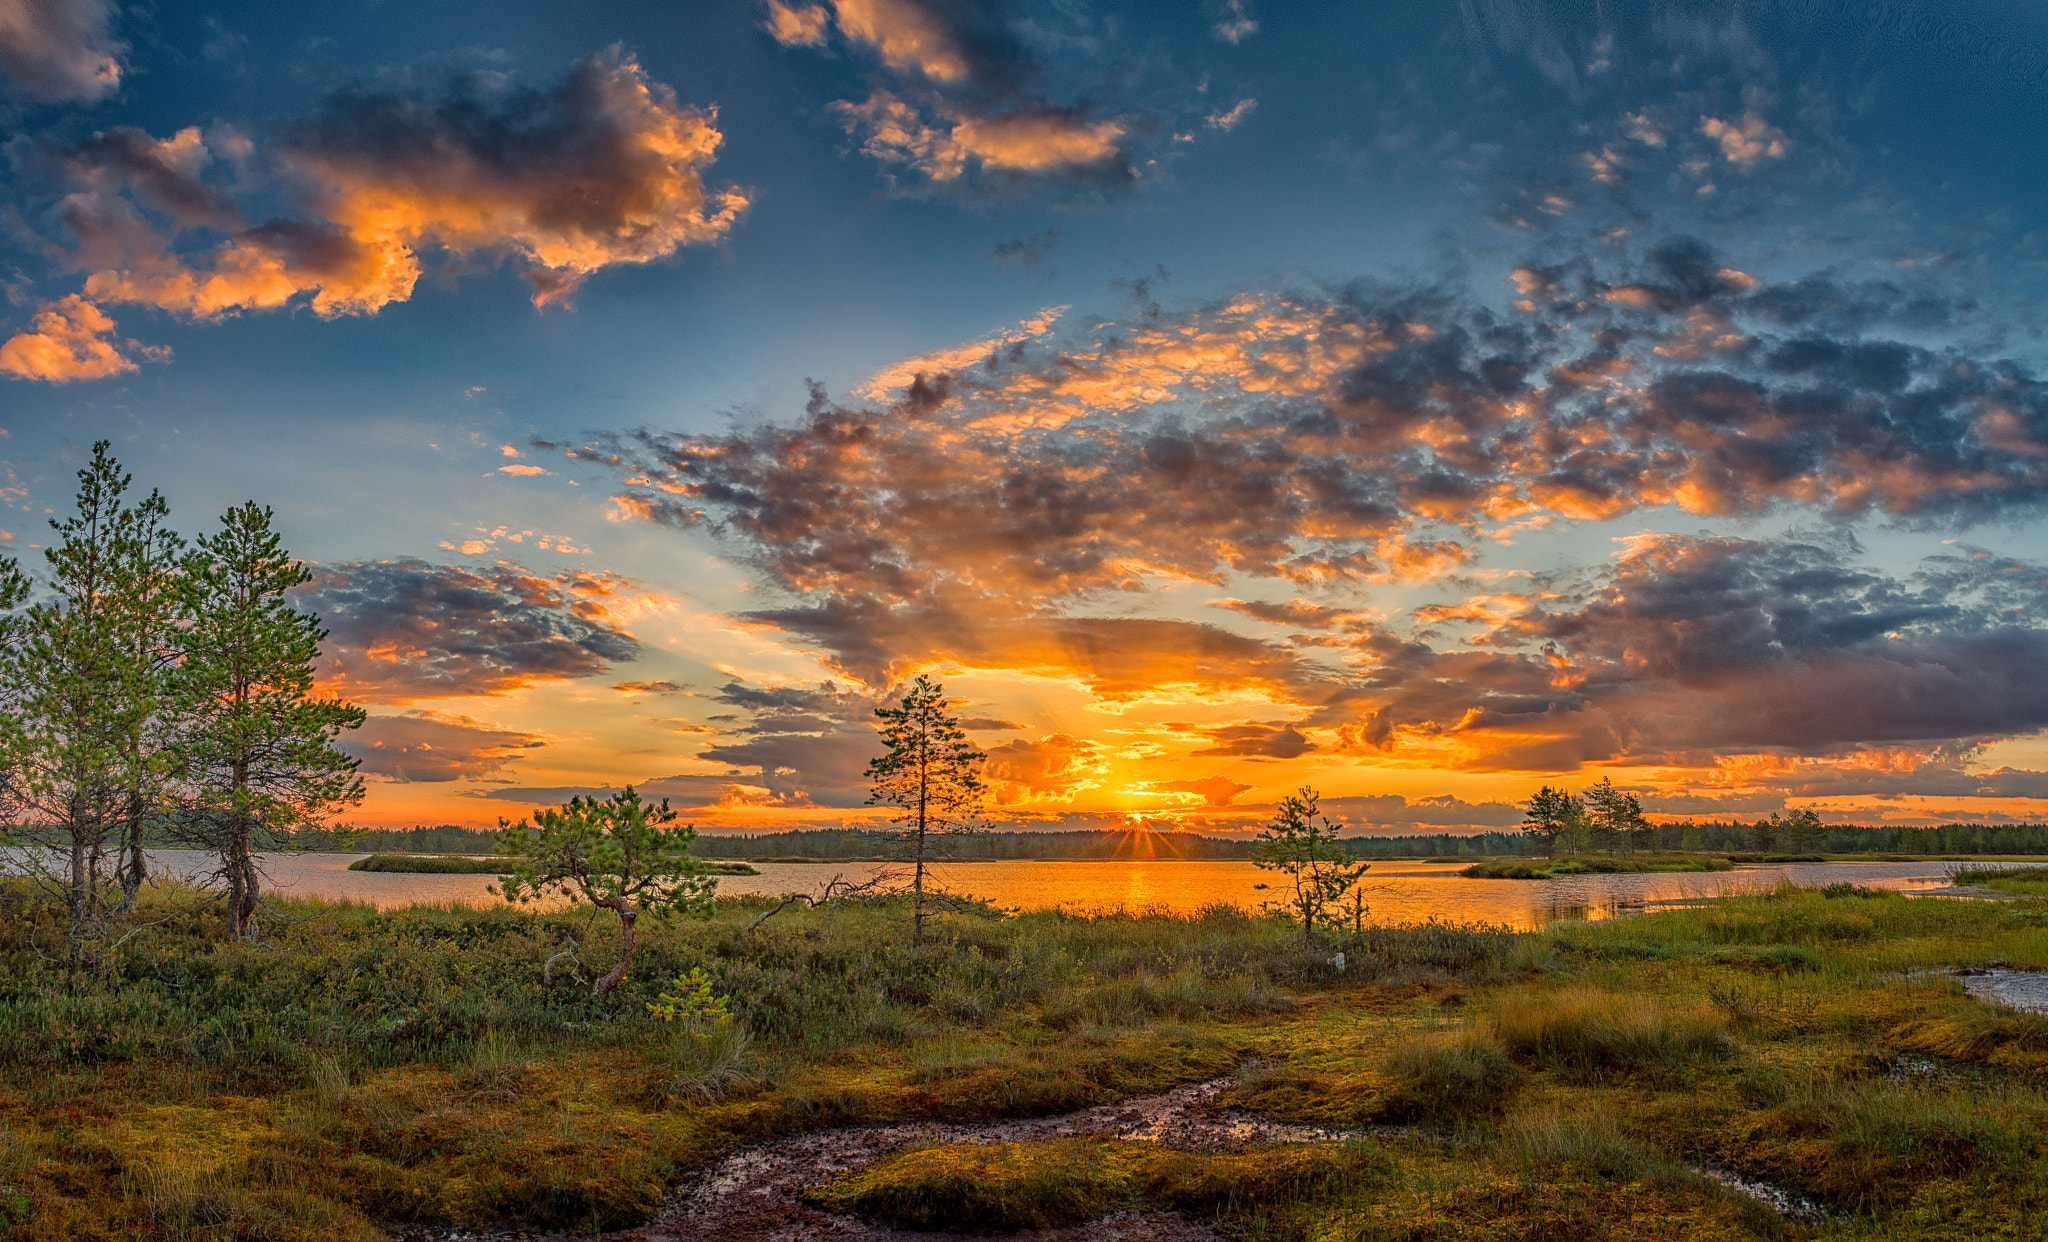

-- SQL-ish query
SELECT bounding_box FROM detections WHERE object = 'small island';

[348,853,759,876]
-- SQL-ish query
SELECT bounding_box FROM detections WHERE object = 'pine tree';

[865,675,986,942]
[1583,777,1649,856]
[0,445,165,945]
[495,787,718,998]
[1521,786,1583,859]
[111,490,185,909]
[0,554,31,840]
[1251,786,1368,947]
[173,503,365,940]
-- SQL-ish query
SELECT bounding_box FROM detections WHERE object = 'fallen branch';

[746,873,890,932]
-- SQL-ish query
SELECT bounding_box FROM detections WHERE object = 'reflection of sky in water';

[9,851,2018,931]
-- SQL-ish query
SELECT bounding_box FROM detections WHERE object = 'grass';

[1954,865,2048,897]
[6,874,2048,1238]
[1463,852,1738,878]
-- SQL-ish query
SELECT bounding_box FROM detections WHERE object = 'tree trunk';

[233,837,259,940]
[68,828,87,948]
[117,795,147,912]
[593,898,637,1000]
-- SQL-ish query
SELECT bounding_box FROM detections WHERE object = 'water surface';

[35,849,2021,932]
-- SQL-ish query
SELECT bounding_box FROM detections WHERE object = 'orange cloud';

[0,295,160,383]
[14,49,747,380]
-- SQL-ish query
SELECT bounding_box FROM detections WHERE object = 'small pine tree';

[865,675,986,942]
[1252,786,1368,947]
[174,503,365,940]
[496,787,718,999]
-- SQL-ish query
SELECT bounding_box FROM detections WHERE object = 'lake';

[31,849,2019,931]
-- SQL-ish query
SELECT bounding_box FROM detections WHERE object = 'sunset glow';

[7,1,2048,836]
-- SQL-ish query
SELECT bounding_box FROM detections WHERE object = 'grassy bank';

[2,876,2046,1239]
[1464,851,1741,878]
[345,854,759,876]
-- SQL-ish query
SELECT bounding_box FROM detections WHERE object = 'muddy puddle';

[397,1077,1372,1242]
[1955,966,2048,1014]
[639,1077,1363,1241]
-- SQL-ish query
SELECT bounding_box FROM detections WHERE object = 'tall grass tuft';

[1491,986,1734,1075]
[1379,1028,1519,1122]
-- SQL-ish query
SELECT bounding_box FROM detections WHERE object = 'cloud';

[342,710,546,782]
[293,558,646,702]
[1331,534,2048,771]
[0,0,121,102]
[1211,0,1257,45]
[0,294,158,382]
[668,679,884,807]
[984,733,1107,802]
[586,236,2048,793]
[1188,723,1315,759]
[6,49,746,379]
[1699,111,1788,168]
[763,1,830,47]
[1150,774,1252,806]
[1206,99,1257,133]
[611,679,682,695]
[771,0,1147,200]
[1318,793,1528,832]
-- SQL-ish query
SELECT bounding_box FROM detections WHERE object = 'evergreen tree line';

[298,818,2048,862]
[0,444,364,947]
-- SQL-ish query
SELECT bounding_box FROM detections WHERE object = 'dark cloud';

[1336,534,2048,770]
[343,711,546,783]
[586,237,2048,795]
[1189,724,1315,759]
[293,558,642,702]
[611,679,682,695]
[1319,793,1528,832]
[0,0,121,102]
[767,0,1151,201]
[959,716,1025,730]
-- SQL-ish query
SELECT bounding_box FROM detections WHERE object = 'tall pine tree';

[0,553,30,840]
[865,675,986,942]
[112,489,185,908]
[0,445,166,944]
[174,503,365,939]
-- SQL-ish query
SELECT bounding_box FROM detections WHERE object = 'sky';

[5,0,2048,835]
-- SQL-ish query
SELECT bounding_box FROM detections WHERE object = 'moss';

[802,1138,1380,1235]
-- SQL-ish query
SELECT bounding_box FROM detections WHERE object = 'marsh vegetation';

[0,875,2045,1240]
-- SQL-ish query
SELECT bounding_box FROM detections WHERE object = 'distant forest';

[292,820,2048,859]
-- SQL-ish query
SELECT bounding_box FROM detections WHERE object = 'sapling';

[1251,786,1368,946]
[496,787,718,999]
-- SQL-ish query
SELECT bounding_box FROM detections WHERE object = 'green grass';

[1463,852,1738,878]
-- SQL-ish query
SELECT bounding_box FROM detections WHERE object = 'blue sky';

[6,0,2048,831]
